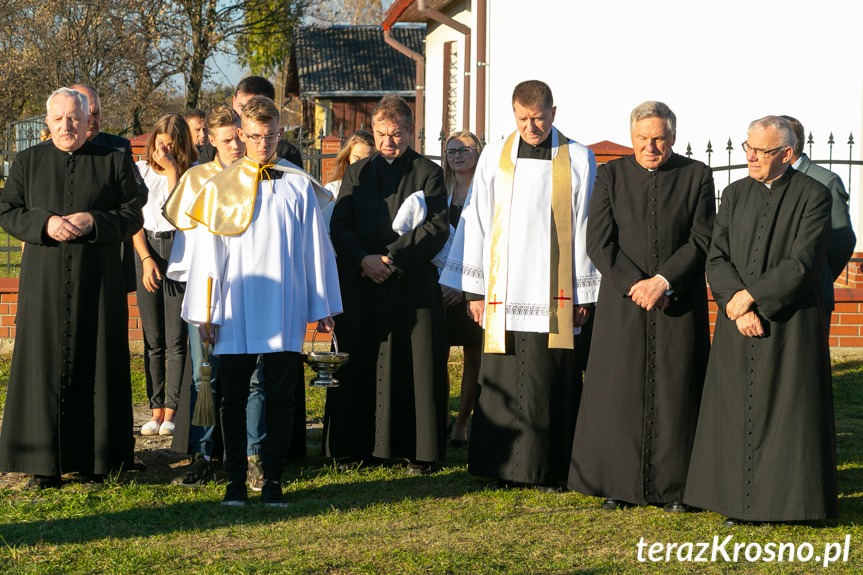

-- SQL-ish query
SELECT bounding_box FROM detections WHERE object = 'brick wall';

[321,136,341,184]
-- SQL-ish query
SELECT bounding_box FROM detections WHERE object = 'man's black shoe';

[602,498,633,510]
[24,474,62,491]
[261,480,288,508]
[663,501,688,514]
[221,481,247,506]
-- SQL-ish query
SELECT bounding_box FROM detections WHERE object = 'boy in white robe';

[181,96,342,506]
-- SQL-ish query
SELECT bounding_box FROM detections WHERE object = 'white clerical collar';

[385,158,395,165]
[792,156,803,170]
[764,181,772,189]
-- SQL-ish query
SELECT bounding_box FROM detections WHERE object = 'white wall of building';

[423,0,863,245]
[422,0,475,154]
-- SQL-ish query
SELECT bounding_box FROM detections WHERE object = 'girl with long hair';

[133,113,198,437]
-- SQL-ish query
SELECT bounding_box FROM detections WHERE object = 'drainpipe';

[383,28,424,152]
[476,0,487,140]
[416,0,471,131]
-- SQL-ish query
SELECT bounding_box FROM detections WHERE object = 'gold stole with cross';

[484,130,574,353]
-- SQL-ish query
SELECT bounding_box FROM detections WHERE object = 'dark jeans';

[220,351,300,484]
[135,232,187,411]
[187,328,265,457]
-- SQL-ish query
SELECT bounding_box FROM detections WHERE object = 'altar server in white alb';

[181,96,341,507]
[440,80,600,491]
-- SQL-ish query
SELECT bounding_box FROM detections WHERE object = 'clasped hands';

[628,276,669,311]
[46,213,94,242]
[360,254,394,284]
[725,289,764,338]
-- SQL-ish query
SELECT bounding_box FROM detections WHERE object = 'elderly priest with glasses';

[441,80,600,492]
[684,115,838,526]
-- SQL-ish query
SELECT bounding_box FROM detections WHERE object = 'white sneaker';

[159,420,175,436]
[141,420,160,436]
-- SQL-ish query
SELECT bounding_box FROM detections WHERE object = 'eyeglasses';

[242,130,282,144]
[741,142,785,158]
[445,146,477,157]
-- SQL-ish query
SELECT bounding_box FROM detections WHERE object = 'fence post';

[726,138,733,186]
[849,132,855,193]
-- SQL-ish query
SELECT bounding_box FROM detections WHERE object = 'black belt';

[146,230,175,239]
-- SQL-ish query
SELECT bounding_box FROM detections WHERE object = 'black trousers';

[219,351,300,484]
[134,233,187,411]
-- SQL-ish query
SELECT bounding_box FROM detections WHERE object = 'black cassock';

[0,141,143,476]
[568,153,715,504]
[684,168,838,521]
[324,149,449,462]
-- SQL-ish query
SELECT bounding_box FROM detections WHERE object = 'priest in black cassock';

[0,87,143,489]
[440,80,600,491]
[324,95,450,474]
[684,116,838,525]
[568,102,715,512]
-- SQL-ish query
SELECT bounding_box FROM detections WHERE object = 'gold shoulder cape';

[185,157,333,236]
[161,161,222,230]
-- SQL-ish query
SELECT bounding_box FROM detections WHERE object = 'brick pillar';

[321,136,341,184]
[836,251,863,289]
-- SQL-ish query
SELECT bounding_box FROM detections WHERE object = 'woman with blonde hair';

[441,130,483,446]
[134,113,198,437]
[322,129,375,230]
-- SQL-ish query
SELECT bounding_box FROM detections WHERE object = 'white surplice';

[440,127,601,334]
[181,174,342,355]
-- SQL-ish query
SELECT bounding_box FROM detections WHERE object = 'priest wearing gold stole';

[180,96,341,506]
[440,80,600,491]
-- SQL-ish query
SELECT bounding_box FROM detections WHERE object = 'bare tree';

[0,0,186,135]
[307,0,385,25]
[176,0,309,109]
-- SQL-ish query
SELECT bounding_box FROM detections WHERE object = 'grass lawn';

[0,353,860,574]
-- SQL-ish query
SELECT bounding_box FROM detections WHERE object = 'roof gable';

[290,25,425,98]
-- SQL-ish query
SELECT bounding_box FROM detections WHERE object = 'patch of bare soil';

[0,404,195,489]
